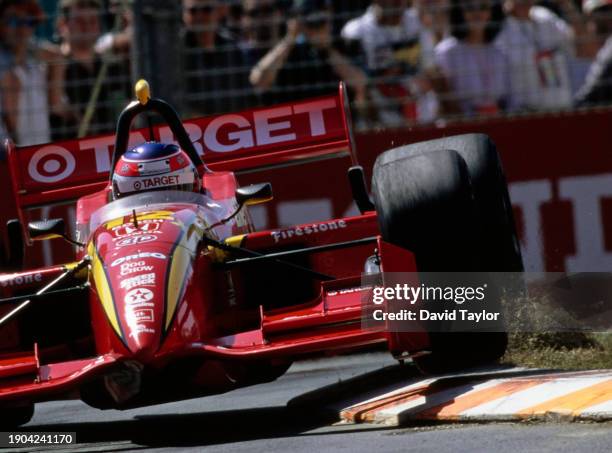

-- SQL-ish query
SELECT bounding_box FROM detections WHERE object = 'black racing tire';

[373,135,522,374]
[376,133,523,272]
[0,403,34,428]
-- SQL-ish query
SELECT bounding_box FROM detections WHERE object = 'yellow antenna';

[135,79,151,105]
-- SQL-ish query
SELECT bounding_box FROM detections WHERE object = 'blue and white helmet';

[112,142,200,199]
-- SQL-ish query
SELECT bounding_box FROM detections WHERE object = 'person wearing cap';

[249,0,367,105]
[0,0,64,146]
[575,0,612,105]
[182,0,254,116]
[340,0,441,126]
[53,0,127,139]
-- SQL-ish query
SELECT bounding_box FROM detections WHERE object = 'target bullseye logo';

[28,146,76,183]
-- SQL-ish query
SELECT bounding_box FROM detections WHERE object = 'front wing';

[0,239,430,405]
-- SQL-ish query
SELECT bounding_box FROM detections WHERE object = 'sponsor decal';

[125,287,154,305]
[114,171,194,194]
[120,273,156,291]
[0,273,43,288]
[116,235,158,247]
[129,324,155,338]
[27,146,76,183]
[23,98,339,182]
[327,287,368,297]
[120,261,154,276]
[131,309,154,323]
[111,252,166,267]
[132,174,181,191]
[271,220,347,243]
[200,99,337,152]
[112,220,161,238]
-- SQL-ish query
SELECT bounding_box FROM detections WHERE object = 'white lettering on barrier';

[559,174,612,272]
[509,181,553,272]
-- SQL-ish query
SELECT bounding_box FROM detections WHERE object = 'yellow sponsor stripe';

[518,378,612,416]
[105,210,176,230]
[89,242,122,339]
[136,211,175,221]
[207,235,246,263]
[105,218,125,230]
[165,245,192,330]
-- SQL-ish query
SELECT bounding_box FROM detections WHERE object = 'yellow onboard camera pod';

[135,79,151,105]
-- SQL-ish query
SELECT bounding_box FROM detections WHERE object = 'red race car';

[0,81,522,427]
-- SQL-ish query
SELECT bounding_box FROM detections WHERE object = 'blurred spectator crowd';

[2,0,612,146]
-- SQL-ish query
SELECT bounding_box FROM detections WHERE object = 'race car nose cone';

[130,341,159,363]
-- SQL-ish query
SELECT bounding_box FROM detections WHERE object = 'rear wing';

[6,83,356,214]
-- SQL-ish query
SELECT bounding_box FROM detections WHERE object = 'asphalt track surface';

[8,353,612,452]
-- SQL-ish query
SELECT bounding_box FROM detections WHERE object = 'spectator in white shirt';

[494,0,577,110]
[341,0,440,126]
[434,0,513,116]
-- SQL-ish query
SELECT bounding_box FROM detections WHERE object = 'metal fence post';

[131,0,184,113]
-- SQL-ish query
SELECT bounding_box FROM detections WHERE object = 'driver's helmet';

[112,142,200,199]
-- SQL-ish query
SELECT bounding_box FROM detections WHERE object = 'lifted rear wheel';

[372,134,522,374]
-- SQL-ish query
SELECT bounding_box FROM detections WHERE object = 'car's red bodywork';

[0,85,429,411]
